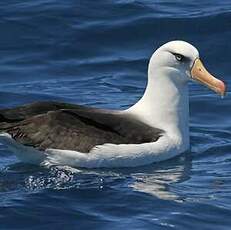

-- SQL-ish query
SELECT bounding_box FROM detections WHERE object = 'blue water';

[0,0,231,229]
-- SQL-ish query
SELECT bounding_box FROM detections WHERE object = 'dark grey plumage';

[0,101,163,152]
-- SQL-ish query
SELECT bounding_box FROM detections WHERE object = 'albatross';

[0,41,226,168]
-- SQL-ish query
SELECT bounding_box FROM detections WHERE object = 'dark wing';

[0,101,84,122]
[0,101,163,153]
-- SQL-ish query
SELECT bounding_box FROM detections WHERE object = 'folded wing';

[0,101,163,153]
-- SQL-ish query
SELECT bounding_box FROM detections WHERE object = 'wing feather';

[0,101,163,152]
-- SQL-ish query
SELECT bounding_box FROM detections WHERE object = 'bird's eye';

[174,53,184,62]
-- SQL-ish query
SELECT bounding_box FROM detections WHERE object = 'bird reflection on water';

[0,146,192,204]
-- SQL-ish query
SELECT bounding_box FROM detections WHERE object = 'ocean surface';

[0,0,231,229]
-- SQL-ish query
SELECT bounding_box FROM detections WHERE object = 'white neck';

[124,67,190,149]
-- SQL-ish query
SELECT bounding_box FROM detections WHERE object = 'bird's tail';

[0,132,46,165]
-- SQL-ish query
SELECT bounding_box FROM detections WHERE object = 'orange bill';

[191,58,226,96]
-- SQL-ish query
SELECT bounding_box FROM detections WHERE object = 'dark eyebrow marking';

[170,52,191,62]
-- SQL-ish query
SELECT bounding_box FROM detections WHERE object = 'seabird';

[0,41,226,168]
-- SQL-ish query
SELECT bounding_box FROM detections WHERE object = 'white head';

[148,40,225,95]
[127,40,226,148]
